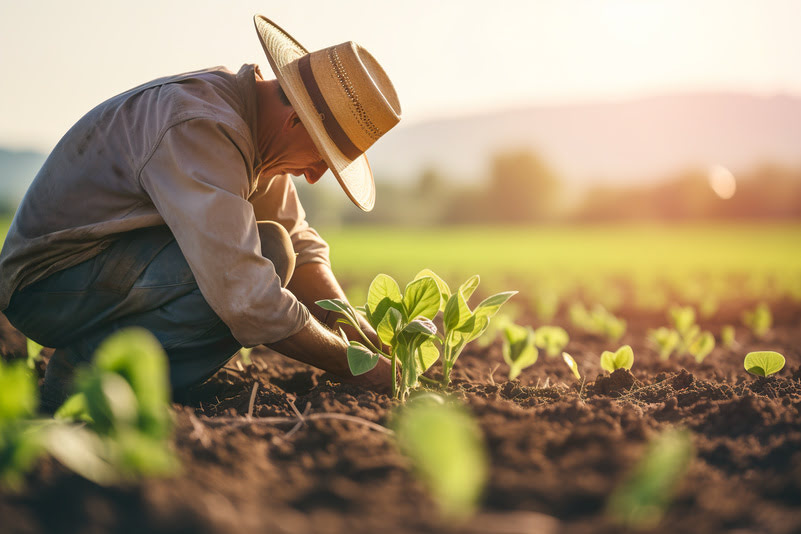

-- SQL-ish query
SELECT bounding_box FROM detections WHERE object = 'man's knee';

[256,221,295,287]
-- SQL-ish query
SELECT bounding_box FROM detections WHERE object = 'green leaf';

[415,269,451,312]
[417,339,440,373]
[688,331,715,363]
[376,307,403,347]
[458,275,481,302]
[54,392,93,423]
[600,345,634,372]
[502,324,538,380]
[473,291,517,320]
[43,425,119,486]
[92,328,171,438]
[744,351,785,377]
[366,274,403,326]
[534,326,569,358]
[443,290,471,332]
[26,338,44,369]
[720,325,736,349]
[403,318,438,336]
[606,428,694,528]
[393,400,488,518]
[347,342,380,376]
[669,305,696,336]
[403,277,441,321]
[0,359,38,421]
[562,352,581,380]
[316,298,352,315]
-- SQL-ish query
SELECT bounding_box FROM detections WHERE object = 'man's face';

[283,117,328,184]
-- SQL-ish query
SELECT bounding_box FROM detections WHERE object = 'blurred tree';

[486,148,560,223]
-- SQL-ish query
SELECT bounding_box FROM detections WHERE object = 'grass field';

[320,222,801,280]
[2,216,799,296]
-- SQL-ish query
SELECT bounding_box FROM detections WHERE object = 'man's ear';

[282,110,303,132]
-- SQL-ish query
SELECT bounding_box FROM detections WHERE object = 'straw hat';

[253,15,401,211]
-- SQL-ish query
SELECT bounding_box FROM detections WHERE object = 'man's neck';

[254,79,292,177]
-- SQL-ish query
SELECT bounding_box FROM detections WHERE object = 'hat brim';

[254,15,375,212]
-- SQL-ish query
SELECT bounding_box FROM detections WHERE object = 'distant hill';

[367,92,801,186]
[0,148,45,204]
[2,92,800,203]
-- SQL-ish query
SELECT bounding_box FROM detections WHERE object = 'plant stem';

[418,376,440,387]
[391,352,397,399]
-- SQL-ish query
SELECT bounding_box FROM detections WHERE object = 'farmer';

[0,16,401,409]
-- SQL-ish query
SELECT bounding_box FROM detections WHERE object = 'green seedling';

[648,327,680,360]
[238,347,253,366]
[318,273,439,401]
[534,326,569,358]
[319,271,514,399]
[606,428,694,529]
[569,303,626,342]
[742,302,772,339]
[393,395,488,519]
[439,273,516,387]
[54,328,178,483]
[26,339,44,370]
[744,351,785,377]
[502,323,538,381]
[562,352,581,381]
[600,345,634,373]
[720,325,737,349]
[0,359,43,490]
[669,305,696,337]
[688,331,715,363]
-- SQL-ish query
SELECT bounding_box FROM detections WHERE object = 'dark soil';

[1,298,800,534]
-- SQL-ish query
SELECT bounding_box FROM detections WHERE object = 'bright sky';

[1,0,800,152]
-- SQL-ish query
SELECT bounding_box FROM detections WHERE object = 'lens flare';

[707,165,736,199]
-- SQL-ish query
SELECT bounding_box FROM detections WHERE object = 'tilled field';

[1,299,799,534]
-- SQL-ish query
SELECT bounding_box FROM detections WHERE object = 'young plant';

[669,305,696,338]
[439,272,516,387]
[318,273,439,401]
[742,302,772,339]
[688,331,715,363]
[570,303,626,342]
[720,325,737,349]
[501,323,538,380]
[393,394,488,518]
[744,351,785,377]
[606,428,694,528]
[0,359,43,490]
[648,327,680,360]
[534,326,569,358]
[319,271,515,399]
[562,352,581,381]
[600,345,634,373]
[26,338,44,369]
[53,327,178,483]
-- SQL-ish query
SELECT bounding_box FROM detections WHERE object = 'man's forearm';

[276,261,391,391]
[267,318,392,392]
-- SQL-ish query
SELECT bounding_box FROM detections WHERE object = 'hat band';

[297,54,362,161]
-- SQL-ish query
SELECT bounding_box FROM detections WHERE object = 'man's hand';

[273,261,393,392]
[267,319,393,393]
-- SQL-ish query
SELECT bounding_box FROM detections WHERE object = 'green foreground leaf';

[744,350,785,377]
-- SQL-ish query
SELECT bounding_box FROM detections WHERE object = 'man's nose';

[305,162,328,184]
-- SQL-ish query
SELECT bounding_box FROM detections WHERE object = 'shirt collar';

[235,63,263,170]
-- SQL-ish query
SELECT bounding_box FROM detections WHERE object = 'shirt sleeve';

[249,174,331,269]
[139,118,311,346]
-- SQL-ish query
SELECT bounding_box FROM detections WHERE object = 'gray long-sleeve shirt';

[0,64,330,346]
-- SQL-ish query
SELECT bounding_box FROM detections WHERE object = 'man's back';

[0,65,259,309]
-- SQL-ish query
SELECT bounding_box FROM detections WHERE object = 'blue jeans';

[4,223,294,395]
